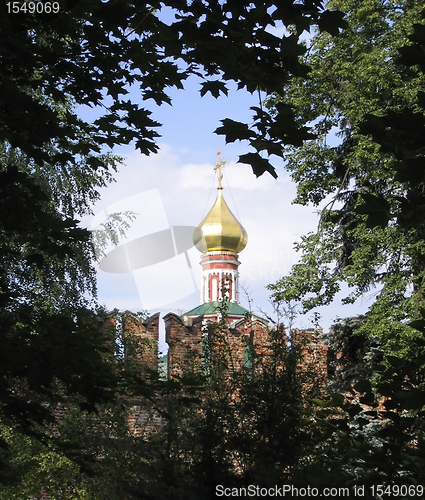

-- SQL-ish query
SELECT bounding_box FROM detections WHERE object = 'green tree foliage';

[0,0,366,494]
[128,312,325,499]
[264,0,425,488]
[304,349,425,489]
[0,307,325,499]
[0,0,345,176]
[326,315,383,392]
[0,0,346,444]
[0,140,120,434]
[0,309,164,498]
[267,0,425,351]
[0,403,146,499]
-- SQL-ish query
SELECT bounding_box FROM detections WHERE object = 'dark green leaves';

[200,81,229,98]
[318,9,348,36]
[268,0,425,330]
[216,101,315,176]
[354,379,372,394]
[355,193,392,229]
[215,119,256,143]
[238,152,278,178]
[0,0,351,466]
[396,22,425,71]
[0,0,342,180]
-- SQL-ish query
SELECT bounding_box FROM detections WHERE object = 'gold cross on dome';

[214,149,226,189]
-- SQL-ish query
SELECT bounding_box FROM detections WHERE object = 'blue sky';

[81,68,370,348]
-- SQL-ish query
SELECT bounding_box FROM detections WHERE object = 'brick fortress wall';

[119,311,328,385]
[118,311,328,437]
[98,311,329,439]
[32,312,328,498]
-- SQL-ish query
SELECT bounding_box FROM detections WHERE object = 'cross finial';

[214,149,226,189]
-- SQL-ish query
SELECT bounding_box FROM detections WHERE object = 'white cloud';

[87,143,367,334]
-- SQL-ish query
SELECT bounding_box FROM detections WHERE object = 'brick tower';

[183,150,252,323]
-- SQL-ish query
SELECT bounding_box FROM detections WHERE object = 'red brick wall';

[164,313,202,377]
[121,312,159,373]
[291,328,328,390]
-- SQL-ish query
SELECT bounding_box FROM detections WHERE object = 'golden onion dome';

[193,188,248,254]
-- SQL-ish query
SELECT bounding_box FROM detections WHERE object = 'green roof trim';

[182,301,267,323]
[183,301,249,318]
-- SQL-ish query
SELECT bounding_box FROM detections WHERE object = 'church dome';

[193,187,248,254]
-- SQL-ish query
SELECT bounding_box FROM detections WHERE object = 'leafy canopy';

[267,0,425,351]
[0,0,346,177]
[0,0,347,465]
